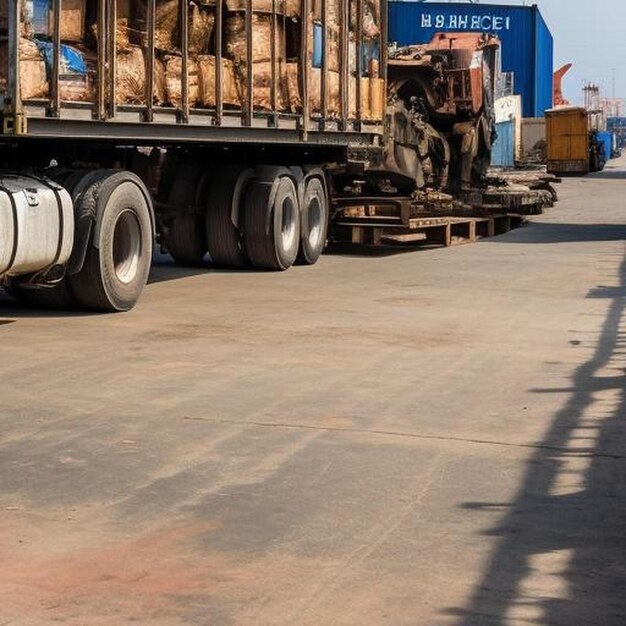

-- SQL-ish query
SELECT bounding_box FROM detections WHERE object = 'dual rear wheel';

[163,164,329,271]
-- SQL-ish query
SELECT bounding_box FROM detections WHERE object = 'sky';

[421,0,625,106]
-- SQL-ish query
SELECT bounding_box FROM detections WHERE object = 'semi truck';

[0,0,499,312]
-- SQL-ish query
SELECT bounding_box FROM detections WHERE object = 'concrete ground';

[1,160,626,626]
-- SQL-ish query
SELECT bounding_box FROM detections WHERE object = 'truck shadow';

[445,245,626,625]
[488,221,626,244]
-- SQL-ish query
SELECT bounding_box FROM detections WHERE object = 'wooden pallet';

[332,214,525,247]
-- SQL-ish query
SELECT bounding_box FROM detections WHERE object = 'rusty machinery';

[383,33,500,195]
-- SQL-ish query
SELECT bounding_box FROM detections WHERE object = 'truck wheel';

[243,169,301,271]
[297,174,329,265]
[163,165,207,266]
[205,165,254,267]
[71,173,153,312]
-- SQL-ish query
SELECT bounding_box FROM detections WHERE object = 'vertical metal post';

[4,0,23,134]
[96,0,107,120]
[340,0,348,127]
[51,0,61,116]
[107,0,117,118]
[270,0,277,114]
[321,0,327,124]
[215,0,223,124]
[355,0,363,124]
[181,0,190,123]
[145,0,156,122]
[300,0,309,140]
[245,0,254,126]
[380,0,387,81]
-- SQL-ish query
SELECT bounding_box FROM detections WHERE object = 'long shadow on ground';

[446,236,626,624]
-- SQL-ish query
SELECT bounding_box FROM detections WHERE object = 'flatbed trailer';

[0,0,387,311]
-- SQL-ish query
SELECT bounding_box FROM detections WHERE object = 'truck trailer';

[0,0,499,312]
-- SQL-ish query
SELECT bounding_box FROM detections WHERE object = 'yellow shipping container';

[546,106,589,174]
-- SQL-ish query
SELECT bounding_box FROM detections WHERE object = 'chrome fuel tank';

[0,174,74,277]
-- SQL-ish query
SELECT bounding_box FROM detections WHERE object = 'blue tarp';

[34,40,87,75]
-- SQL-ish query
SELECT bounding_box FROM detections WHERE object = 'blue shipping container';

[388,2,554,118]
[597,131,612,163]
[491,120,515,167]
[607,117,626,150]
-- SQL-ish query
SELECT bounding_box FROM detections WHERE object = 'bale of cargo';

[347,76,370,119]
[368,77,384,121]
[225,12,285,64]
[284,64,343,116]
[93,17,132,50]
[309,68,340,116]
[348,0,380,38]
[130,0,215,54]
[225,0,288,13]
[116,45,166,105]
[48,0,87,43]
[164,56,201,107]
[189,2,215,54]
[155,0,181,50]
[250,61,287,110]
[0,38,49,101]
[197,55,241,107]
[284,61,301,113]
[59,75,95,102]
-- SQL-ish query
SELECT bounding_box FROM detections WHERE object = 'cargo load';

[0,0,384,121]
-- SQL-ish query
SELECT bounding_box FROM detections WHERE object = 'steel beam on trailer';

[18,117,379,147]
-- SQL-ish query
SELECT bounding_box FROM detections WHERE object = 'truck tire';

[71,172,153,312]
[5,169,113,311]
[205,165,254,267]
[163,165,207,266]
[297,173,329,265]
[243,169,301,271]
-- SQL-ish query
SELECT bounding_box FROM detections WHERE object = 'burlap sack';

[93,18,132,50]
[348,0,380,38]
[189,3,215,54]
[130,1,215,54]
[164,55,201,106]
[284,64,345,116]
[309,68,340,116]
[0,39,49,100]
[225,12,285,64]
[155,0,180,50]
[48,0,86,43]
[116,45,166,104]
[59,75,95,102]
[197,55,240,107]
[225,0,288,14]
[310,0,340,24]
[368,77,384,121]
[284,62,301,113]
[251,61,287,110]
